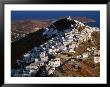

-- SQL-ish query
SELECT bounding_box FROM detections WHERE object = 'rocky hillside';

[11,16,100,77]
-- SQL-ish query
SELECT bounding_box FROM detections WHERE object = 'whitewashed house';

[48,61,55,67]
[76,55,82,59]
[55,48,60,53]
[37,61,44,66]
[53,58,60,67]
[91,47,96,51]
[46,64,50,71]
[52,46,55,49]
[40,52,46,58]
[29,69,37,74]
[94,56,100,63]
[31,61,44,67]
[24,53,30,58]
[48,58,60,67]
[71,24,74,28]
[22,74,30,77]
[23,53,31,64]
[63,46,68,52]
[43,28,49,35]
[41,56,48,62]
[48,48,53,54]
[67,16,72,20]
[69,48,75,53]
[48,67,55,75]
[26,64,38,71]
[82,52,90,59]
[63,41,70,46]
[68,36,73,42]
[87,48,91,52]
[35,58,39,62]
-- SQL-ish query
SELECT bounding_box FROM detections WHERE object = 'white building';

[23,53,31,64]
[40,52,46,58]
[43,28,49,35]
[48,58,60,67]
[94,56,100,63]
[82,52,90,59]
[53,58,60,67]
[22,74,30,77]
[48,67,55,75]
[37,61,44,66]
[63,46,68,52]
[87,48,91,52]
[52,46,55,49]
[48,48,53,54]
[93,50,100,56]
[29,61,44,67]
[48,61,55,67]
[46,64,50,71]
[91,47,96,50]
[23,53,30,58]
[69,48,75,53]
[29,69,37,74]
[26,63,38,70]
[35,58,39,62]
[67,16,71,20]
[68,44,76,53]
[41,56,48,62]
[63,41,70,46]
[76,55,82,59]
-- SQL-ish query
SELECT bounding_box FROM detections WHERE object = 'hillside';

[11,16,100,77]
[11,20,50,42]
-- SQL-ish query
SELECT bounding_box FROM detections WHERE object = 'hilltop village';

[11,16,100,77]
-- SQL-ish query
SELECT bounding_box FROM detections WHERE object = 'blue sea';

[11,11,100,28]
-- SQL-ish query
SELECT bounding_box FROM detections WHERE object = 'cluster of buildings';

[11,16,100,77]
[11,32,26,42]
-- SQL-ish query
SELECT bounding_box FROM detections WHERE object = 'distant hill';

[11,20,50,34]
[11,20,50,42]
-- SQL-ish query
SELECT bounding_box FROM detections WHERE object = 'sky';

[11,11,100,27]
